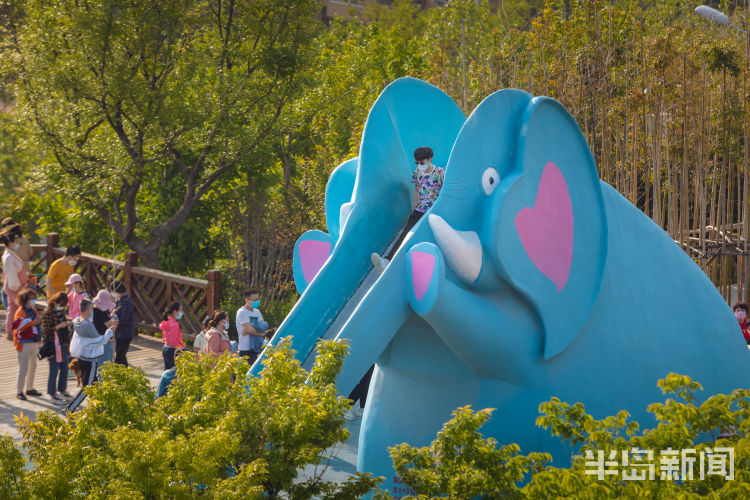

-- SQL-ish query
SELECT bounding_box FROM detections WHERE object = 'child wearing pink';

[160,317,185,349]
[67,292,86,318]
[65,273,87,318]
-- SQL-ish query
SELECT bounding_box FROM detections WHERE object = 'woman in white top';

[1,228,27,340]
[193,316,210,353]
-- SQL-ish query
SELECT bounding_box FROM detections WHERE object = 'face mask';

[111,293,119,300]
[736,310,747,321]
[252,300,260,309]
[223,321,229,331]
[176,312,183,320]
[12,243,20,250]
[29,299,36,307]
[68,259,77,266]
[56,306,63,311]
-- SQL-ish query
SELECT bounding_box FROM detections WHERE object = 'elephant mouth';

[428,214,482,284]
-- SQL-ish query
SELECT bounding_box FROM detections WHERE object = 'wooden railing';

[29,233,221,340]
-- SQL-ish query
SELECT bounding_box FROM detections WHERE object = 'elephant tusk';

[428,214,482,284]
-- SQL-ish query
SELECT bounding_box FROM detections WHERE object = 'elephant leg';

[405,242,542,383]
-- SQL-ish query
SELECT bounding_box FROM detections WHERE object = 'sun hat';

[1,217,15,227]
[92,289,116,310]
[64,273,83,286]
[0,223,20,236]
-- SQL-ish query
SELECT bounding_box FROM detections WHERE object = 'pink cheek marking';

[411,251,436,301]
[299,240,332,284]
[514,162,574,292]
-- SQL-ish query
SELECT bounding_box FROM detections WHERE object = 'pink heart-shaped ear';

[514,162,574,292]
[299,240,332,284]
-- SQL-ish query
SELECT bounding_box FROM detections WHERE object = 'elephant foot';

[406,242,445,315]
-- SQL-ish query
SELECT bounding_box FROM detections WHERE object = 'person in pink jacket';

[202,310,231,358]
[159,301,185,370]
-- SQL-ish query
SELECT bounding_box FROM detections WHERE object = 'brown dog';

[68,358,84,387]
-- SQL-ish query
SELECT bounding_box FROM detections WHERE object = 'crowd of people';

[0,219,138,411]
[0,217,280,411]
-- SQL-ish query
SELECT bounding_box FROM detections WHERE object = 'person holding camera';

[67,298,116,413]
[41,292,73,404]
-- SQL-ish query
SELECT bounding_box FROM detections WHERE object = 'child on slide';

[371,147,445,272]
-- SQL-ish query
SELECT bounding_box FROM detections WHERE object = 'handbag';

[38,340,55,360]
[69,332,106,359]
[69,331,84,358]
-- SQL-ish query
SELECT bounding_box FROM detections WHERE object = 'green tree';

[386,406,550,499]
[0,434,27,498]
[2,0,321,268]
[3,338,381,498]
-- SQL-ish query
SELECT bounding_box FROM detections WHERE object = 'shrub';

[2,338,381,499]
[381,374,750,499]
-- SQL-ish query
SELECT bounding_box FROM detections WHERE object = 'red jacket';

[159,317,185,348]
[739,319,750,344]
[13,306,40,352]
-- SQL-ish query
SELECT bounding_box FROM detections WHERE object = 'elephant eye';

[481,167,500,195]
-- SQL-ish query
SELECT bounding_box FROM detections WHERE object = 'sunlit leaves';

[1,339,381,498]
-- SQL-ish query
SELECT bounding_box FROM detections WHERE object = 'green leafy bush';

[1,338,381,499]
[381,374,750,499]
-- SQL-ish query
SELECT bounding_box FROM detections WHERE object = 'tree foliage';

[380,373,750,499]
[3,0,321,267]
[386,407,550,499]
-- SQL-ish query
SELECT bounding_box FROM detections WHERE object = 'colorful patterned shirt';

[412,165,445,213]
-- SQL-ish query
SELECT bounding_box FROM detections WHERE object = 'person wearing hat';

[47,246,81,297]
[92,289,117,364]
[1,227,28,340]
[0,220,32,311]
[65,273,87,319]
[1,218,32,271]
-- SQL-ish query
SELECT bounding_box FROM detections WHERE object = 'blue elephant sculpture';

[253,78,750,495]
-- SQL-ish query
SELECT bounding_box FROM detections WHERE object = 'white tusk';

[428,214,482,284]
